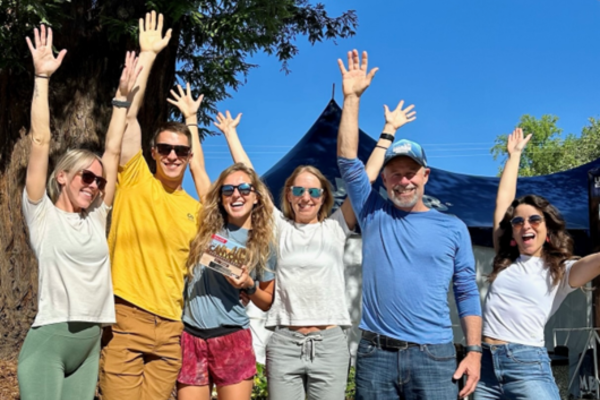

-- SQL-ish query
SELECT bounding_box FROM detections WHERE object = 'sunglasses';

[155,143,192,157]
[221,183,254,197]
[79,170,107,190]
[289,186,324,198]
[510,214,544,228]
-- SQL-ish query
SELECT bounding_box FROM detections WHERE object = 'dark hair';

[151,122,192,147]
[489,194,574,286]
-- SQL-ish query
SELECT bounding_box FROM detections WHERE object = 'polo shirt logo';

[187,213,194,221]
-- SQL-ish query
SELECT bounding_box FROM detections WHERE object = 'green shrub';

[251,363,356,400]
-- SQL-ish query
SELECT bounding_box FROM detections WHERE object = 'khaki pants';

[99,299,183,400]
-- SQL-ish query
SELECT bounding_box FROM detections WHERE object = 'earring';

[510,239,516,247]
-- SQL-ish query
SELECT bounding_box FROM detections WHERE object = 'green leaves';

[491,114,600,177]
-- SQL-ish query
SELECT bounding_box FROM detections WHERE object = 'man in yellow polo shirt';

[99,12,210,400]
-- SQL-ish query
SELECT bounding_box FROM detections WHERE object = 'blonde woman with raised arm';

[17,25,140,400]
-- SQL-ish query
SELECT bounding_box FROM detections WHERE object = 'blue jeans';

[355,337,458,400]
[474,342,560,400]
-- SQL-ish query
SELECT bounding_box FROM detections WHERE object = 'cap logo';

[393,143,412,154]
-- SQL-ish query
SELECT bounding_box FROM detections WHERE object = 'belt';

[362,331,419,351]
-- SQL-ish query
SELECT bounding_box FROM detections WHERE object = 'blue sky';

[183,0,600,195]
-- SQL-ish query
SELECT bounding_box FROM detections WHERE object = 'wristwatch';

[243,280,258,295]
[464,345,483,354]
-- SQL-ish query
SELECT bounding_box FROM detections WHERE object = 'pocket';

[111,304,134,334]
[507,346,544,365]
[422,343,456,361]
[356,338,377,358]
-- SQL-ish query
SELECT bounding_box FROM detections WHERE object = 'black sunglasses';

[155,143,192,157]
[79,170,107,190]
[221,183,254,197]
[289,186,324,198]
[510,214,544,228]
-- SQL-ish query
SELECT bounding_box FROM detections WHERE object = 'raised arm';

[214,111,253,169]
[120,11,172,165]
[339,100,416,229]
[25,25,67,202]
[493,128,531,251]
[336,49,378,159]
[337,50,378,227]
[364,100,416,181]
[102,52,142,206]
[167,83,210,201]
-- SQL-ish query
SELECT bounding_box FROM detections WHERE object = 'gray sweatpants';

[266,326,350,400]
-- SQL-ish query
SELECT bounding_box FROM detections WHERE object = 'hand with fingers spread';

[224,265,254,290]
[167,82,204,119]
[25,25,67,77]
[507,127,531,156]
[384,100,417,131]
[337,49,378,99]
[214,111,242,137]
[116,51,143,101]
[139,11,172,54]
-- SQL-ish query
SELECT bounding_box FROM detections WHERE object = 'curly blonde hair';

[187,163,276,278]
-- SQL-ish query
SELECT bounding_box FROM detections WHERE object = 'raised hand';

[507,127,532,155]
[116,51,142,100]
[167,82,203,118]
[337,49,378,99]
[139,11,172,54]
[384,100,417,130]
[214,111,242,136]
[25,25,67,77]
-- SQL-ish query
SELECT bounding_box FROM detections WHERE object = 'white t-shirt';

[266,208,353,328]
[23,190,116,327]
[483,255,577,347]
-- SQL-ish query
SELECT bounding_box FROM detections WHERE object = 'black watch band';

[380,133,395,142]
[464,345,483,354]
[243,280,258,295]
[111,98,131,108]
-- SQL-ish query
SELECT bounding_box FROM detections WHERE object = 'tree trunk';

[0,2,179,358]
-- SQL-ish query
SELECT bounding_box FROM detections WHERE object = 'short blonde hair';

[47,149,105,204]
[280,165,334,222]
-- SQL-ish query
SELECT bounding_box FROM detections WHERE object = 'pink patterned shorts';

[177,328,256,387]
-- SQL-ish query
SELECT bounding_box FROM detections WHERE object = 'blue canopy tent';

[262,100,596,251]
[256,100,597,387]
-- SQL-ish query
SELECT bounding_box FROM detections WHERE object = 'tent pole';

[588,168,600,327]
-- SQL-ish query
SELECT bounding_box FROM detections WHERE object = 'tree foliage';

[0,0,357,357]
[491,114,600,177]
[1,0,357,136]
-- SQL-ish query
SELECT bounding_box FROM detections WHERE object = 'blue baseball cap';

[383,139,428,168]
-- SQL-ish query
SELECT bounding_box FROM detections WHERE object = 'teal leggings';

[18,322,102,400]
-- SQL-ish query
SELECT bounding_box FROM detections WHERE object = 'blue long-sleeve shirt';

[338,157,481,344]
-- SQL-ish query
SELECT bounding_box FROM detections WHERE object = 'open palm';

[167,83,203,119]
[507,128,532,155]
[214,111,242,136]
[139,11,172,54]
[337,49,378,98]
[25,25,67,76]
[384,100,417,130]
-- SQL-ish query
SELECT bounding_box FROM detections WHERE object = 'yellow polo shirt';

[108,151,200,320]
